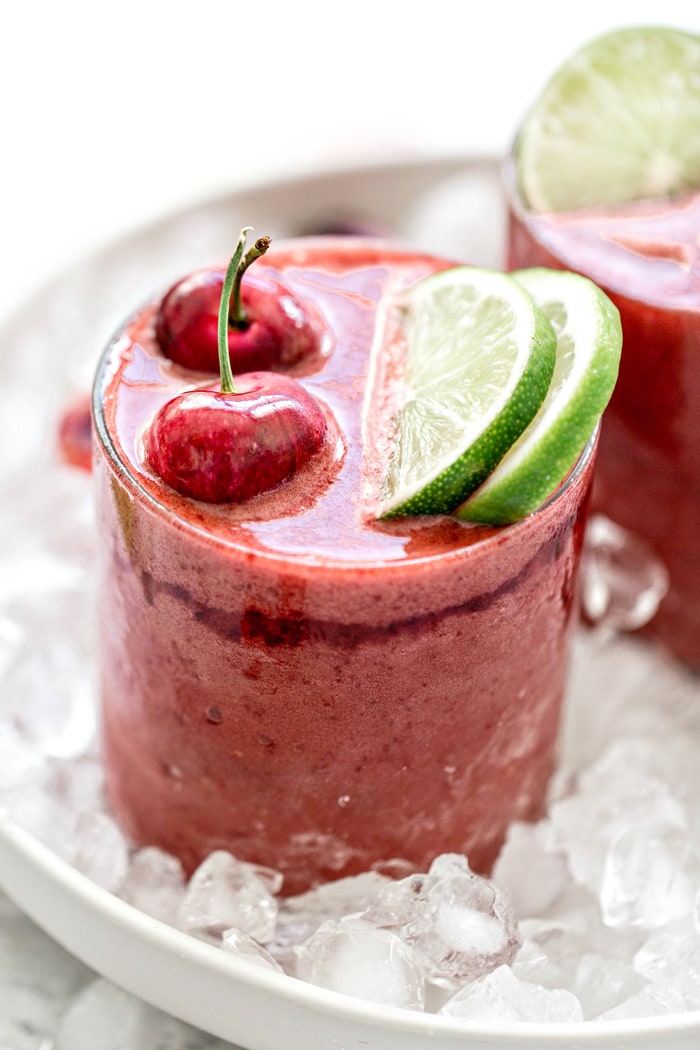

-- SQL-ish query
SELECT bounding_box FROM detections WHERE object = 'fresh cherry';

[145,373,326,502]
[145,228,327,503]
[57,393,93,472]
[155,234,317,373]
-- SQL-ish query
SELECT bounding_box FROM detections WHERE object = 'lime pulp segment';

[377,267,557,518]
[517,26,700,212]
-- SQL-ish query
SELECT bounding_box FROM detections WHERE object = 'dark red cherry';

[145,372,327,503]
[57,393,93,472]
[155,268,318,374]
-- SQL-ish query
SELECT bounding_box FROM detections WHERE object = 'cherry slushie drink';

[93,238,596,895]
[506,26,700,665]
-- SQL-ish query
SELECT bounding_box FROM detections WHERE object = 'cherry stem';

[230,234,271,328]
[217,228,271,394]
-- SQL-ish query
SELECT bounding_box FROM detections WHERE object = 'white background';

[0,1,697,321]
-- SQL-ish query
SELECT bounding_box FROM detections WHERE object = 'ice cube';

[270,869,392,973]
[4,780,76,858]
[0,543,86,614]
[48,755,105,815]
[222,927,284,972]
[178,850,281,943]
[581,514,669,632]
[439,964,583,1023]
[119,847,186,925]
[2,635,96,761]
[278,870,391,927]
[0,722,45,793]
[601,818,700,928]
[3,756,107,867]
[263,920,318,976]
[597,980,689,1020]
[294,916,425,1010]
[492,821,569,917]
[556,632,680,784]
[362,854,521,988]
[572,951,644,1020]
[635,922,700,1007]
[68,809,130,892]
[512,926,575,991]
[513,885,643,994]
[548,747,687,897]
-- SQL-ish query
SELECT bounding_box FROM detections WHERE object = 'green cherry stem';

[217,227,272,394]
[217,228,249,394]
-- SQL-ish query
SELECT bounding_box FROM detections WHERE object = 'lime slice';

[517,26,700,212]
[374,267,557,518]
[456,268,622,526]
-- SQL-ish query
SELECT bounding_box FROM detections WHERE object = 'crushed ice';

[3,456,700,1035]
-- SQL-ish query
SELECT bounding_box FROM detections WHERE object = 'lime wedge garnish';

[457,269,622,525]
[374,267,557,518]
[517,26,700,212]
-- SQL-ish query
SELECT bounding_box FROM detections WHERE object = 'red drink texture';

[507,165,700,666]
[93,239,594,895]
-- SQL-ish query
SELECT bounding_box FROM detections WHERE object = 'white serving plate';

[1,155,699,1050]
